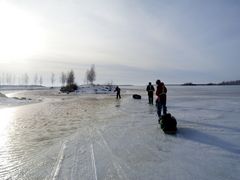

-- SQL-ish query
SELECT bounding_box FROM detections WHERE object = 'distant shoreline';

[180,81,240,86]
[1,81,240,90]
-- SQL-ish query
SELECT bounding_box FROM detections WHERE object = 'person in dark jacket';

[146,82,155,104]
[114,86,121,99]
[156,80,167,118]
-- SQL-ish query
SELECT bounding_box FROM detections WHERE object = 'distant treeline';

[182,80,240,86]
[0,65,97,87]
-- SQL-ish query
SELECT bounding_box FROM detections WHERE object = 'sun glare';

[0,108,15,146]
[0,2,46,62]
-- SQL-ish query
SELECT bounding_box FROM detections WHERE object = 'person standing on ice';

[114,86,121,99]
[156,80,167,118]
[146,82,155,104]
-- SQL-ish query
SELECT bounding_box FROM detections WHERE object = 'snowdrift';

[76,85,116,94]
[0,92,7,98]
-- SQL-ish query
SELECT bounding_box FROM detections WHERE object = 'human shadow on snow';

[178,127,240,155]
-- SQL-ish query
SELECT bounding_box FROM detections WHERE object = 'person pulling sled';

[156,79,177,134]
[156,79,167,120]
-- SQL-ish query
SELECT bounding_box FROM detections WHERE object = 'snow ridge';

[91,144,98,180]
[50,141,67,180]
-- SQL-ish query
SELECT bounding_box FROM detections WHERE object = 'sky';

[0,0,240,85]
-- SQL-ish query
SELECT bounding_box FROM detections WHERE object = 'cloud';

[1,0,240,84]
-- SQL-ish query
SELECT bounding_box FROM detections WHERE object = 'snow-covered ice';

[76,85,116,94]
[0,91,34,108]
[0,86,240,180]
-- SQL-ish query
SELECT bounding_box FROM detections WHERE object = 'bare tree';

[34,74,38,85]
[17,74,21,85]
[6,73,13,85]
[59,70,78,93]
[106,80,114,91]
[1,73,5,85]
[86,64,96,85]
[12,74,16,85]
[24,73,29,85]
[67,70,75,85]
[60,72,67,86]
[39,76,43,86]
[85,69,90,84]
[51,73,55,87]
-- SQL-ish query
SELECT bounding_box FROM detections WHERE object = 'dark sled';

[132,94,141,99]
[159,113,177,134]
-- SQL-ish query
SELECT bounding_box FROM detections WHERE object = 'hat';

[156,79,161,84]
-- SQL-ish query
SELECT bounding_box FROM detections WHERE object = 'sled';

[159,113,177,134]
[132,94,141,99]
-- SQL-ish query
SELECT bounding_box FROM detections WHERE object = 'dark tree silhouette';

[34,74,38,85]
[39,76,43,85]
[86,64,96,84]
[67,70,75,85]
[60,72,67,86]
[60,70,78,93]
[51,73,55,87]
[24,73,29,85]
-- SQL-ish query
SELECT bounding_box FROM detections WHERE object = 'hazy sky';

[0,0,240,85]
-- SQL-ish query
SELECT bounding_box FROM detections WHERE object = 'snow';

[0,92,7,98]
[76,85,116,94]
[0,85,46,90]
[0,86,240,180]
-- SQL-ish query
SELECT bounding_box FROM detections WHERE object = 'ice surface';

[0,86,240,180]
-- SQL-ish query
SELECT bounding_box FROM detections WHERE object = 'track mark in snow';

[91,144,98,180]
[97,130,130,180]
[70,141,82,179]
[50,141,67,180]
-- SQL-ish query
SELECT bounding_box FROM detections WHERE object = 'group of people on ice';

[114,80,167,118]
[115,80,176,133]
[146,80,177,133]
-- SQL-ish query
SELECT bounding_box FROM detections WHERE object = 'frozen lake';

[0,86,240,179]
